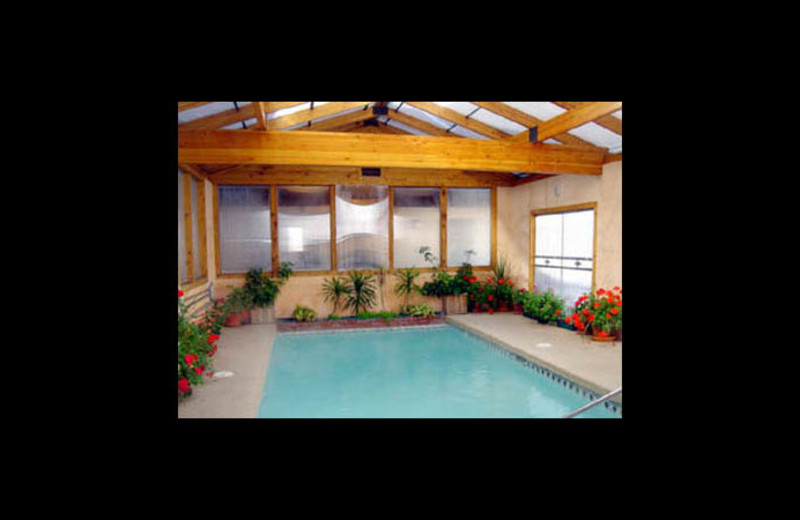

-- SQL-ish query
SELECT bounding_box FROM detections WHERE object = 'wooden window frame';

[529,201,598,294]
[179,170,208,290]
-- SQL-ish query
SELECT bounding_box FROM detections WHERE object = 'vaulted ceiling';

[178,101,622,186]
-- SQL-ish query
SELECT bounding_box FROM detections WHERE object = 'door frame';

[529,202,598,297]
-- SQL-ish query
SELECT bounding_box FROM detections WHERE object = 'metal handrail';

[563,387,622,418]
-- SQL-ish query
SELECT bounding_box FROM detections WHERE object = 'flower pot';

[535,317,550,325]
[224,312,242,327]
[250,306,276,324]
[443,294,467,315]
[513,303,524,314]
[240,310,251,325]
[592,329,621,342]
[498,301,510,313]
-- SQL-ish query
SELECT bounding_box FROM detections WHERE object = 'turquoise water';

[258,325,620,418]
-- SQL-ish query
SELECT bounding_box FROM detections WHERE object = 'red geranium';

[499,278,505,285]
[178,290,184,298]
[488,309,494,314]
[488,295,494,302]
[178,378,190,394]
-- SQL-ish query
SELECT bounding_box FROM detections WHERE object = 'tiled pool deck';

[177,314,621,418]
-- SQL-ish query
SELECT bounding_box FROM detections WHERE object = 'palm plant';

[492,255,509,281]
[322,276,352,315]
[345,271,377,315]
[393,268,422,313]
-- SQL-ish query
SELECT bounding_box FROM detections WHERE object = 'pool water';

[258,325,620,418]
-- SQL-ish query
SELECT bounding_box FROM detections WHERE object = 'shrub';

[293,304,317,322]
[409,303,436,318]
[393,268,422,313]
[523,290,564,323]
[178,290,218,398]
[322,276,352,315]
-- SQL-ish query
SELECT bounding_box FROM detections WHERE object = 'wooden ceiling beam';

[178,102,308,130]
[178,129,605,175]
[265,102,372,131]
[508,102,622,142]
[254,102,267,130]
[553,102,622,135]
[405,102,509,139]
[295,108,375,132]
[179,163,209,181]
[385,109,460,137]
[473,102,603,149]
[207,164,517,187]
[178,102,214,112]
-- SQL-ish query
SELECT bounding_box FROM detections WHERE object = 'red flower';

[588,314,595,322]
[178,290,184,298]
[606,314,612,319]
[463,276,469,281]
[613,286,621,292]
[208,334,220,344]
[488,295,494,302]
[520,288,526,293]
[582,308,589,315]
[487,278,493,283]
[178,378,190,394]
[488,309,494,314]
[509,281,514,286]
[184,354,194,365]
[195,366,204,375]
[597,289,606,295]
[598,331,607,338]
[555,309,561,316]
[594,302,601,308]
[499,278,505,285]
[611,308,619,315]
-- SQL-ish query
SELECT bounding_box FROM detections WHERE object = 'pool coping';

[445,316,622,411]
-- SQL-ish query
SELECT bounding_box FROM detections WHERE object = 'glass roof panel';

[178,102,236,124]
[386,119,429,136]
[611,109,621,119]
[504,102,565,121]
[469,109,527,135]
[432,101,478,116]
[568,121,623,149]
[449,125,489,140]
[396,104,451,129]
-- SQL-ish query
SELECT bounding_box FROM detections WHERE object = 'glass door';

[532,206,595,308]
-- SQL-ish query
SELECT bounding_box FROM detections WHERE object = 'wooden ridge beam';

[554,102,622,135]
[473,102,602,149]
[405,102,509,139]
[509,102,622,142]
[178,129,604,175]
[206,164,518,187]
[179,102,308,130]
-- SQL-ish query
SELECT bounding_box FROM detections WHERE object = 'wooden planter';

[250,306,276,324]
[443,294,467,315]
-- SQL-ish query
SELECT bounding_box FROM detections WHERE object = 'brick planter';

[277,315,445,333]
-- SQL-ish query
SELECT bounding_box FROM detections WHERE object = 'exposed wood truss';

[179,102,307,130]
[553,102,621,135]
[405,102,509,139]
[509,102,622,142]
[178,129,605,175]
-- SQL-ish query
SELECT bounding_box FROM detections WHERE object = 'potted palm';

[322,276,352,317]
[244,262,293,324]
[393,268,422,315]
[345,271,377,315]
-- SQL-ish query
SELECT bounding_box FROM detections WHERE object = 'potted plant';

[244,262,294,324]
[178,290,217,399]
[222,286,251,327]
[345,270,377,315]
[322,276,352,316]
[523,290,564,324]
[567,287,622,341]
[292,304,317,322]
[511,287,528,314]
[393,268,422,315]
[408,303,436,322]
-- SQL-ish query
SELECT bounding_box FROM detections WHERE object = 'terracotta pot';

[224,312,241,327]
[592,330,621,342]
[240,310,251,325]
[513,303,524,314]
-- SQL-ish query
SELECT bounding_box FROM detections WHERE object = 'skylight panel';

[221,118,257,130]
[386,119,430,136]
[432,102,478,115]
[611,109,622,119]
[268,102,311,120]
[470,109,527,135]
[178,102,236,124]
[449,126,489,140]
[504,102,565,121]
[567,122,623,149]
[396,104,451,130]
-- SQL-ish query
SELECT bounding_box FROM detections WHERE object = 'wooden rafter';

[295,108,375,132]
[262,101,372,131]
[508,102,622,142]
[385,109,460,137]
[473,102,603,149]
[553,102,622,135]
[405,102,509,139]
[178,102,214,112]
[254,102,267,130]
[178,129,605,175]
[179,102,307,130]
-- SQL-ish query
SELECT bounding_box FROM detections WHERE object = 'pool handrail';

[563,387,622,418]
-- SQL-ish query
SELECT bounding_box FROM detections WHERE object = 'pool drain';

[213,371,234,378]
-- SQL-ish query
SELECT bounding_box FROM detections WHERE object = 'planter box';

[250,306,275,324]
[277,315,445,333]
[443,294,467,315]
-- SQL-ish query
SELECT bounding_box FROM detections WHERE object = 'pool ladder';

[563,387,622,418]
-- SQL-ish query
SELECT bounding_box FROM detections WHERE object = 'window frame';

[178,169,208,290]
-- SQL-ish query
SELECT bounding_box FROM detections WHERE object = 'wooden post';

[271,184,279,277]
[330,185,337,272]
[183,173,194,283]
[440,187,447,268]
[213,182,221,277]
[491,186,497,269]
[197,178,207,279]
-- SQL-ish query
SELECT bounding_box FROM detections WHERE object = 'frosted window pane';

[534,266,561,295]
[336,185,389,270]
[394,188,440,268]
[278,186,331,271]
[562,210,594,259]
[219,186,271,274]
[447,188,490,266]
[190,176,201,280]
[178,170,187,284]
[535,214,562,257]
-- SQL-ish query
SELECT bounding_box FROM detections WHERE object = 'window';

[336,185,388,270]
[447,188,491,266]
[532,205,595,307]
[393,187,440,268]
[278,186,331,271]
[219,186,272,274]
